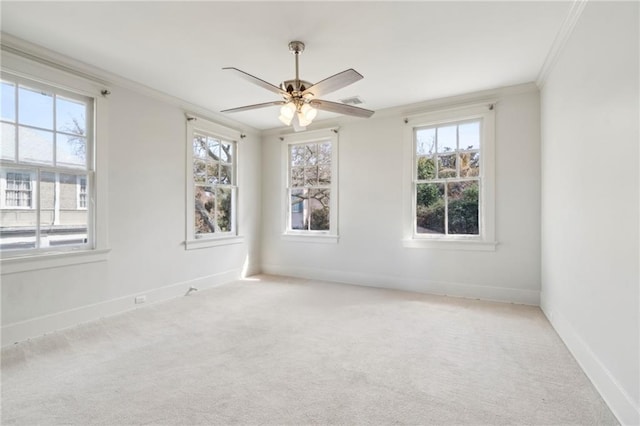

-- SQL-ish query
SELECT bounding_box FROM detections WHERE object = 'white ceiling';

[1,1,572,130]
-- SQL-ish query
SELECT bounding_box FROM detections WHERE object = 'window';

[1,74,94,253]
[283,129,338,242]
[415,120,481,235]
[186,117,241,249]
[403,104,496,250]
[77,176,87,209]
[5,171,32,207]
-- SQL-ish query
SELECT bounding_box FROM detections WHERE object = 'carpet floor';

[1,275,617,425]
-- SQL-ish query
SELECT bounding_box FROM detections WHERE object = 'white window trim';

[281,128,339,243]
[185,115,243,250]
[402,103,497,251]
[0,48,110,269]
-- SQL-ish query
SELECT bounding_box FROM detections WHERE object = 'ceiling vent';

[340,96,364,105]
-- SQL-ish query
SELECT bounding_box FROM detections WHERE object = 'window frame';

[185,116,243,250]
[402,103,497,251]
[0,59,108,266]
[281,128,339,243]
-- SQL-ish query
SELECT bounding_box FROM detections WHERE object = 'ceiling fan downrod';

[289,41,305,92]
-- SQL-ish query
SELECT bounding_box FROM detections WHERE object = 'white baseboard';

[540,300,640,426]
[1,268,242,348]
[261,264,540,305]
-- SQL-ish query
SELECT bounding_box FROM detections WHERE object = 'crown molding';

[536,0,588,88]
[0,33,260,136]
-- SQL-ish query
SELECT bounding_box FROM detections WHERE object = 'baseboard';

[1,268,242,347]
[261,264,540,305]
[540,301,640,425]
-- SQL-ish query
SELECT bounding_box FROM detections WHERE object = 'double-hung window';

[283,129,338,242]
[404,104,496,250]
[185,116,241,249]
[1,73,95,253]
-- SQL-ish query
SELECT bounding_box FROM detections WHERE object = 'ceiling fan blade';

[310,99,374,118]
[302,69,363,98]
[221,101,286,113]
[223,67,286,96]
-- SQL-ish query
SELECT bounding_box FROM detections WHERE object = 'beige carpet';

[1,275,617,425]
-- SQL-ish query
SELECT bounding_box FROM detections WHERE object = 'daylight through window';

[415,120,481,236]
[191,132,236,237]
[287,141,332,232]
[0,76,93,252]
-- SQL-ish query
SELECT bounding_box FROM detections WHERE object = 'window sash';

[286,140,333,233]
[186,117,240,244]
[413,118,484,238]
[0,72,95,255]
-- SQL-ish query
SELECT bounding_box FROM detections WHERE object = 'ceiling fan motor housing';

[281,79,313,95]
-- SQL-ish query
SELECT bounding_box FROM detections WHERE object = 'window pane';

[417,156,435,180]
[216,187,232,232]
[18,126,53,165]
[56,96,86,135]
[2,122,16,161]
[318,165,331,185]
[207,137,220,160]
[39,172,87,247]
[416,183,445,234]
[416,128,435,155]
[447,181,479,235]
[1,168,36,250]
[290,145,305,166]
[19,86,54,130]
[459,121,480,150]
[206,163,219,185]
[304,166,318,187]
[1,81,16,122]
[309,189,330,231]
[219,142,232,163]
[193,135,208,159]
[57,134,86,168]
[193,159,206,183]
[438,154,456,178]
[40,172,56,217]
[460,152,480,177]
[437,125,456,153]
[304,143,318,165]
[219,164,232,185]
[291,166,304,187]
[194,186,215,235]
[317,142,331,164]
[290,188,307,230]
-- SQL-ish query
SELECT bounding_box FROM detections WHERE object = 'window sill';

[1,248,111,275]
[403,238,497,251]
[185,235,244,250]
[282,233,339,244]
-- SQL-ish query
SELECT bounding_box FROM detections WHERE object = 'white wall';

[261,86,541,305]
[540,2,639,424]
[1,56,262,345]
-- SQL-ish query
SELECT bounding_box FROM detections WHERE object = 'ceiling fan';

[221,41,374,131]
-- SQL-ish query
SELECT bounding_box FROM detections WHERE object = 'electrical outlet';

[134,295,146,304]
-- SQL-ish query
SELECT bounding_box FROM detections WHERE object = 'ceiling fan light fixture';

[300,103,318,122]
[278,102,296,125]
[297,111,312,127]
